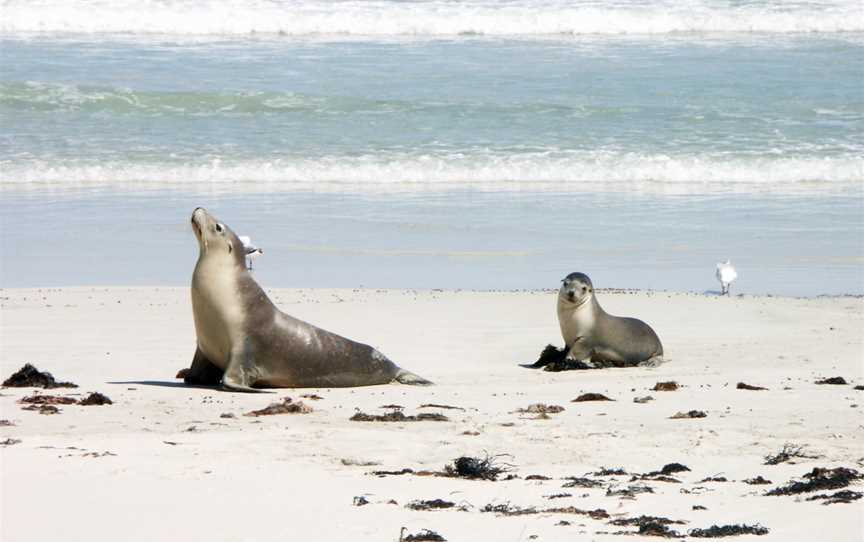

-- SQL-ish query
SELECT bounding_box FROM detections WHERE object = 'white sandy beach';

[1,287,862,541]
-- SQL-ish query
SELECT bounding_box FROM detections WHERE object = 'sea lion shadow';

[107,380,216,390]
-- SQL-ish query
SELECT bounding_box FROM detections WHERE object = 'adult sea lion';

[180,207,432,392]
[535,272,664,369]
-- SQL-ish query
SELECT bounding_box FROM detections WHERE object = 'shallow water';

[2,187,861,296]
[1,0,862,295]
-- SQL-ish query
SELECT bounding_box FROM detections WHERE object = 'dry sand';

[1,287,862,541]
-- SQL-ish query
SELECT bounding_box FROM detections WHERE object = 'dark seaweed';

[3,364,77,389]
[698,476,728,483]
[419,403,464,410]
[19,394,76,405]
[806,490,862,505]
[689,524,769,537]
[607,485,654,498]
[763,444,819,465]
[594,467,628,476]
[480,503,607,519]
[562,477,602,488]
[516,403,565,414]
[815,377,847,385]
[670,410,707,419]
[443,454,512,481]
[766,467,862,496]
[743,476,772,485]
[79,392,112,405]
[371,468,415,477]
[653,381,679,391]
[572,393,613,402]
[609,516,686,527]
[528,344,567,368]
[351,410,447,422]
[657,463,691,475]
[245,398,311,416]
[405,499,456,511]
[22,404,60,414]
[736,382,768,391]
[401,529,446,542]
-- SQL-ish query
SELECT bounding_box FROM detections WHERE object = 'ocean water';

[1,0,862,295]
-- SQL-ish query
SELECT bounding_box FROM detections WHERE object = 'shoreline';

[2,287,862,541]
[3,285,863,300]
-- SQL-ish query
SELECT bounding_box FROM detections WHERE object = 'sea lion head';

[559,272,594,307]
[191,207,245,267]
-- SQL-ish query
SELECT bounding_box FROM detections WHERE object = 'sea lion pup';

[181,207,432,392]
[535,272,664,369]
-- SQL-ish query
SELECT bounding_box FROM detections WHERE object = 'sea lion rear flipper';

[394,369,433,386]
[638,355,666,368]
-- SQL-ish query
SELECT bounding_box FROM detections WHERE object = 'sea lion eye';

[215,223,223,233]
[582,286,587,292]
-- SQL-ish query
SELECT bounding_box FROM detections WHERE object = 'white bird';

[716,260,738,296]
[238,235,263,271]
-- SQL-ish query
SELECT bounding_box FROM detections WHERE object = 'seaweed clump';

[480,503,607,519]
[653,381,679,391]
[351,410,447,422]
[22,404,60,414]
[670,410,707,419]
[516,403,565,414]
[572,393,613,402]
[594,467,628,476]
[19,394,76,405]
[636,522,683,538]
[405,499,457,511]
[244,397,312,416]
[763,444,819,465]
[736,382,768,391]
[443,454,512,481]
[609,515,686,527]
[766,467,861,496]
[3,364,77,389]
[607,485,654,498]
[815,376,847,385]
[743,476,772,485]
[79,392,112,405]
[400,529,446,542]
[806,490,862,505]
[689,524,769,537]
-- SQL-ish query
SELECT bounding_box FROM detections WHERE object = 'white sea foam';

[2,153,861,193]
[2,0,862,38]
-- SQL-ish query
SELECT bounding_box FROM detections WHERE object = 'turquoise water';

[1,0,862,294]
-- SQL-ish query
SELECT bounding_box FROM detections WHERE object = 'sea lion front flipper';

[221,343,272,393]
[182,347,224,386]
[565,339,597,368]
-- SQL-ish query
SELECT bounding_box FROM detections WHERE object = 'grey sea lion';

[180,207,432,392]
[533,272,664,369]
